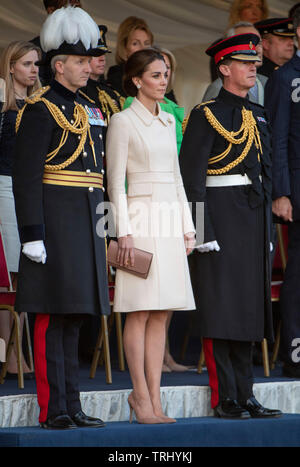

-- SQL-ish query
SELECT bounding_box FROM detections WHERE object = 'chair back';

[0,227,12,290]
[272,224,288,280]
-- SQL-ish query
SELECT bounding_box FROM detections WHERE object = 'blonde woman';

[0,41,41,377]
[228,0,269,28]
[107,16,154,96]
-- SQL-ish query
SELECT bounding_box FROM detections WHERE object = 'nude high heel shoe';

[128,393,163,425]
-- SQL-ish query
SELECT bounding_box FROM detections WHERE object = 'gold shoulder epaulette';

[182,100,215,134]
[78,90,95,104]
[16,86,50,132]
[15,86,94,172]
[182,114,190,135]
[195,99,215,110]
[26,86,50,104]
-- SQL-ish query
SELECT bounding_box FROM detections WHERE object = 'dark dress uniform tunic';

[13,79,110,422]
[13,80,110,317]
[180,87,273,405]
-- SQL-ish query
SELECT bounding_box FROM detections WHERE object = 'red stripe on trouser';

[203,338,219,409]
[34,314,50,423]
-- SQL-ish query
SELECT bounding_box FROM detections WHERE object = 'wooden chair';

[0,228,34,389]
[0,338,5,363]
[89,269,125,383]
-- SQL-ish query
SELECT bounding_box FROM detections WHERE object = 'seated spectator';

[0,41,41,377]
[106,16,154,97]
[203,21,266,105]
[228,0,269,27]
[255,18,295,77]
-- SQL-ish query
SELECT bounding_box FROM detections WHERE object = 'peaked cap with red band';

[254,17,295,37]
[206,33,261,65]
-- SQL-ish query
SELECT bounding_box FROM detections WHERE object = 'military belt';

[43,169,104,190]
[206,174,262,187]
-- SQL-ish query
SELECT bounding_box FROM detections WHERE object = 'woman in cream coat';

[106,49,195,424]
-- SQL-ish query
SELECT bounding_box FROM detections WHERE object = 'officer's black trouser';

[34,314,84,423]
[279,220,300,368]
[203,338,254,408]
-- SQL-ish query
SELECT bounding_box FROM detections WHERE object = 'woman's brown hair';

[115,16,154,65]
[0,41,41,112]
[123,48,165,97]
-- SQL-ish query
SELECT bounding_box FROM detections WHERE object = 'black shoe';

[40,414,77,430]
[71,410,105,428]
[282,363,300,378]
[240,396,282,418]
[214,399,251,419]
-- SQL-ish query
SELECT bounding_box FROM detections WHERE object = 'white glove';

[22,240,47,264]
[196,240,220,253]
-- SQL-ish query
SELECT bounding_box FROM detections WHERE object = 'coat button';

[78,136,81,140]
[99,134,103,140]
[86,169,91,174]
[83,151,87,157]
[71,119,74,124]
[61,105,66,110]
[101,169,105,174]
[102,187,105,192]
[101,151,104,157]
[89,187,94,192]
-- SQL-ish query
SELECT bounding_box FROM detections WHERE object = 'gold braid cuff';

[204,105,262,175]
[16,86,94,171]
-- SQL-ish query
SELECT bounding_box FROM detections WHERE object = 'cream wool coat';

[106,97,195,312]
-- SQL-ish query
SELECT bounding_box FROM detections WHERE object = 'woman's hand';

[117,235,135,267]
[184,232,196,256]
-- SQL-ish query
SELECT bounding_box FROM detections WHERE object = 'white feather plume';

[40,6,100,52]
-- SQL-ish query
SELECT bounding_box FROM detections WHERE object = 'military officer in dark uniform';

[255,18,295,78]
[80,25,124,128]
[13,6,110,430]
[180,34,282,419]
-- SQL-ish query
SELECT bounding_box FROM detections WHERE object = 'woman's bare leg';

[123,310,161,422]
[145,310,176,422]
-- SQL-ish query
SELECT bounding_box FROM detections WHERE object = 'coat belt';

[127,172,175,184]
[43,169,104,189]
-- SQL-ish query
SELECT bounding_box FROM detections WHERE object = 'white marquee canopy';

[0,0,294,112]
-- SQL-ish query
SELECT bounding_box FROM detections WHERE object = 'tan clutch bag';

[107,240,153,279]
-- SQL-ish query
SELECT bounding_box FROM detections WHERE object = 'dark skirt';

[190,184,273,342]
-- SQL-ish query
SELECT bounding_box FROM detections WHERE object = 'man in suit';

[13,5,110,429]
[180,33,282,419]
[264,9,300,378]
[255,18,295,78]
[202,21,267,105]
